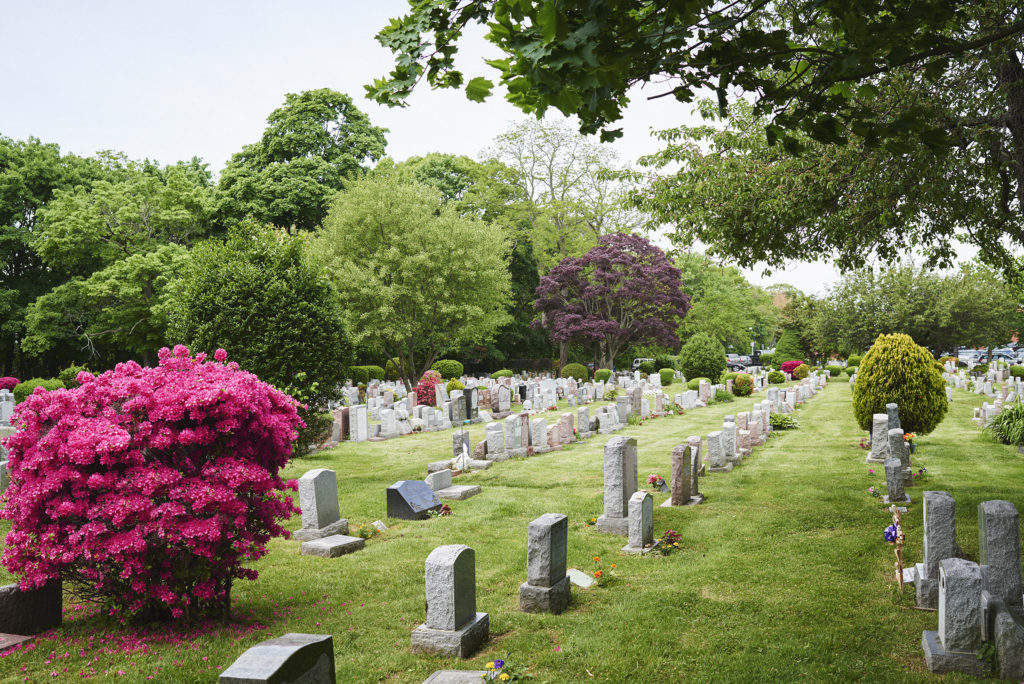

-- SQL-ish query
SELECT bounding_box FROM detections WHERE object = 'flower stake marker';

[886,505,907,591]
[647,473,668,493]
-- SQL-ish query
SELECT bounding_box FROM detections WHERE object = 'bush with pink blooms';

[780,360,805,374]
[0,345,302,622]
[414,370,443,407]
[0,376,19,391]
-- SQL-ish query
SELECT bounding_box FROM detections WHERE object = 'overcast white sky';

[0,0,847,293]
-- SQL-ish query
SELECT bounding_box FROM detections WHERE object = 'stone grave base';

[488,452,511,462]
[435,485,481,501]
[519,576,571,614]
[466,459,492,470]
[883,494,912,504]
[293,519,348,542]
[300,535,365,558]
[566,568,595,588]
[708,463,733,473]
[427,461,450,473]
[508,448,528,458]
[577,430,595,440]
[865,455,888,464]
[594,515,629,535]
[921,630,984,676]
[411,612,489,658]
[530,446,551,455]
[622,540,659,555]
[422,671,490,684]
[660,494,704,508]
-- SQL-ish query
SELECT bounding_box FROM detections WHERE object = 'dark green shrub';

[385,358,401,381]
[13,378,65,404]
[844,367,857,377]
[686,377,710,390]
[654,354,677,372]
[446,379,465,393]
[853,333,947,434]
[365,365,385,381]
[637,360,657,375]
[491,369,513,379]
[792,363,810,380]
[774,329,805,363]
[594,368,612,382]
[767,370,785,384]
[678,333,726,381]
[431,359,464,380]
[1011,365,1024,378]
[986,404,1024,445]
[561,363,589,381]
[350,365,370,385]
[846,354,862,367]
[658,368,674,385]
[710,389,733,403]
[732,373,753,396]
[168,224,352,411]
[825,365,842,377]
[301,411,334,449]
[973,363,989,376]
[57,364,90,389]
[758,352,776,368]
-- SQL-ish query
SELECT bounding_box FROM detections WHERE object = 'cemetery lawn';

[0,381,1019,682]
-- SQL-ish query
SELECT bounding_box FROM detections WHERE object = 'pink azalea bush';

[414,370,443,407]
[0,345,302,621]
[0,376,19,391]
[780,360,805,374]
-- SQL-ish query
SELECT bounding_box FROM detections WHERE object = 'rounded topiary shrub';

[365,365,385,381]
[491,369,513,379]
[844,367,857,376]
[767,370,785,384]
[1011,365,1024,378]
[973,363,989,376]
[1,346,301,620]
[678,333,726,382]
[637,360,657,375]
[385,358,402,381]
[561,363,589,381]
[0,376,20,391]
[431,359,464,380]
[853,333,948,434]
[825,365,842,377]
[846,354,862,367]
[446,379,465,393]
[732,373,753,396]
[349,365,369,385]
[13,378,64,404]
[792,363,810,379]
[415,370,443,406]
[774,328,805,363]
[722,371,739,383]
[658,368,674,386]
[686,377,710,390]
[594,368,612,382]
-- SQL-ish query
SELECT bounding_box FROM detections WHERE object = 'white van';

[631,357,654,371]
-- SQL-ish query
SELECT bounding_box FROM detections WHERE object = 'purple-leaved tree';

[534,233,690,368]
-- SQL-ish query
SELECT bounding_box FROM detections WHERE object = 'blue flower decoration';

[883,524,898,543]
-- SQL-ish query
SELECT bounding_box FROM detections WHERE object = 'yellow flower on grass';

[500,674,510,681]
[486,662,495,670]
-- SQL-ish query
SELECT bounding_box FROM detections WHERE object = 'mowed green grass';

[0,379,1020,682]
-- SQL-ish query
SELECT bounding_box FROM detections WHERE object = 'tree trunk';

[559,341,568,370]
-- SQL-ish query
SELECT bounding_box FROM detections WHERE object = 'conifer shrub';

[732,373,753,396]
[767,370,786,384]
[774,329,805,363]
[561,363,589,381]
[678,333,726,381]
[1,346,301,621]
[825,365,843,377]
[853,333,947,434]
[385,358,401,381]
[446,379,465,393]
[846,354,862,367]
[491,369,513,379]
[792,363,810,379]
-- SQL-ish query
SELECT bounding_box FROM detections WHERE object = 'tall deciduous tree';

[312,174,512,388]
[534,233,690,368]
[219,89,388,232]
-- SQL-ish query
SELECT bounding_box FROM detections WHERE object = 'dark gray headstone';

[0,580,61,635]
[387,480,442,520]
[220,633,335,683]
[886,403,901,431]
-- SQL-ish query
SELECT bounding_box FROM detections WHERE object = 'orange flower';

[593,570,603,578]
[593,556,600,562]
[610,564,616,569]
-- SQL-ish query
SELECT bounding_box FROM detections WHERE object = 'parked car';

[725,354,747,371]
[631,357,654,371]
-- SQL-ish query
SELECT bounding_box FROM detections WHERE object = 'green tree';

[219,89,387,232]
[312,174,512,388]
[22,244,189,367]
[677,332,726,381]
[853,333,948,434]
[774,329,806,364]
[168,223,351,413]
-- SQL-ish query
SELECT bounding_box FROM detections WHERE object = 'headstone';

[722,420,739,464]
[686,435,703,475]
[0,580,61,636]
[484,423,504,458]
[662,444,702,507]
[595,436,638,535]
[707,431,732,472]
[887,428,909,469]
[386,480,442,520]
[426,469,481,501]
[529,417,549,453]
[497,385,511,413]
[219,633,335,684]
[915,491,957,609]
[519,513,571,614]
[868,414,889,462]
[922,558,984,676]
[349,405,368,442]
[615,396,629,423]
[294,469,348,541]
[978,500,1023,610]
[453,431,470,460]
[411,545,489,658]
[883,458,908,504]
[622,491,654,554]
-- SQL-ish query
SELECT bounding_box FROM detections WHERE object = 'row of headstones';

[867,403,915,501]
[911,494,1024,679]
